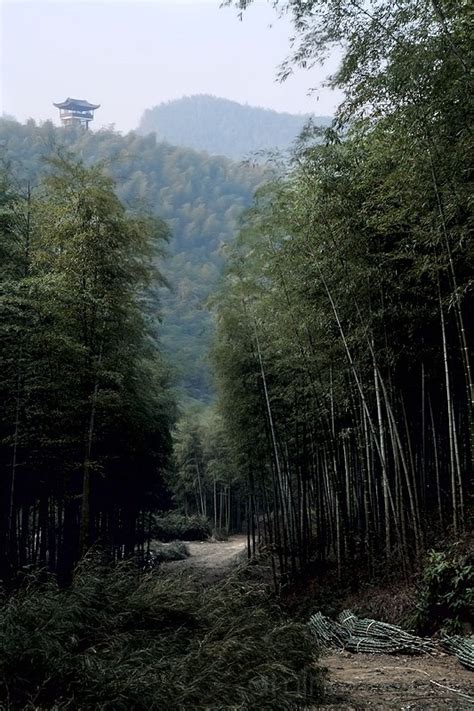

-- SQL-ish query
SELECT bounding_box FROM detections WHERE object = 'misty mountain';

[138,95,332,160]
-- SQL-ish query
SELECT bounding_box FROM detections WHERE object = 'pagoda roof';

[53,97,100,110]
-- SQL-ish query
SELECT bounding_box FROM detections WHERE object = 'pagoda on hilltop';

[53,97,100,129]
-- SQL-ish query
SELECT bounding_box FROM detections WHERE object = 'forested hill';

[138,95,332,160]
[0,118,263,399]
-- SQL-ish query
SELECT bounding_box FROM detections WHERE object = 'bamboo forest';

[0,0,472,708]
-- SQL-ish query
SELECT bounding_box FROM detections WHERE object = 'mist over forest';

[138,94,332,160]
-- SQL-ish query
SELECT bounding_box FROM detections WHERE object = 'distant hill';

[0,118,264,400]
[138,95,332,160]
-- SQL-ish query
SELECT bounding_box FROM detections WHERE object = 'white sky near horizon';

[0,0,343,133]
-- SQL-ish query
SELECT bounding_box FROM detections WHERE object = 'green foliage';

[151,512,212,542]
[0,158,175,579]
[227,1,473,124]
[0,561,324,709]
[213,0,473,578]
[170,404,244,532]
[0,118,264,399]
[138,94,331,160]
[412,549,474,636]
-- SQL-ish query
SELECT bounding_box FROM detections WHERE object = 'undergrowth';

[152,512,211,541]
[0,558,323,710]
[410,546,473,636]
[281,536,473,635]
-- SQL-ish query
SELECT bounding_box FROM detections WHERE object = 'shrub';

[0,559,324,709]
[152,512,212,541]
[212,528,229,541]
[411,548,473,635]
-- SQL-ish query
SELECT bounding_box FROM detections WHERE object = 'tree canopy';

[0,156,175,579]
[213,0,473,575]
[0,118,264,399]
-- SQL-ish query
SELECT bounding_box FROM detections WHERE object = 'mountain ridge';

[138,94,332,160]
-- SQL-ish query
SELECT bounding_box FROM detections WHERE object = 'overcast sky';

[1,0,342,132]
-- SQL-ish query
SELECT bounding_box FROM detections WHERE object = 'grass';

[0,557,324,709]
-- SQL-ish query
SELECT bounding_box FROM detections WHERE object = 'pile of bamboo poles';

[339,610,434,654]
[307,611,350,649]
[309,610,474,670]
[441,636,474,672]
[309,610,433,655]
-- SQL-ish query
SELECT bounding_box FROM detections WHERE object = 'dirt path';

[320,650,473,709]
[165,535,248,582]
[163,540,473,707]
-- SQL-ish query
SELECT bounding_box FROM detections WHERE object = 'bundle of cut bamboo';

[441,636,474,672]
[308,611,350,649]
[338,610,434,654]
[309,610,474,671]
[309,610,432,655]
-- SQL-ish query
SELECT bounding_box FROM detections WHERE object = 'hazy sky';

[1,0,342,132]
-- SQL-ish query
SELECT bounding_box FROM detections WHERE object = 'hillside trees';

[0,158,174,580]
[214,0,472,577]
[0,119,263,399]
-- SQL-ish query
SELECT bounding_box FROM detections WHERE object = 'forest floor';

[164,538,473,709]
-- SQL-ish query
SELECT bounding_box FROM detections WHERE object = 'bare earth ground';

[164,534,248,583]
[319,651,473,709]
[165,539,473,708]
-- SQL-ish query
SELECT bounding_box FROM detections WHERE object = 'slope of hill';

[0,118,264,400]
[138,95,332,160]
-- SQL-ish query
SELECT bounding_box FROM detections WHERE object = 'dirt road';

[165,535,248,582]
[321,650,473,709]
[164,539,473,707]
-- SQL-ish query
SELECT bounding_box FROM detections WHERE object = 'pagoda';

[53,97,100,129]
